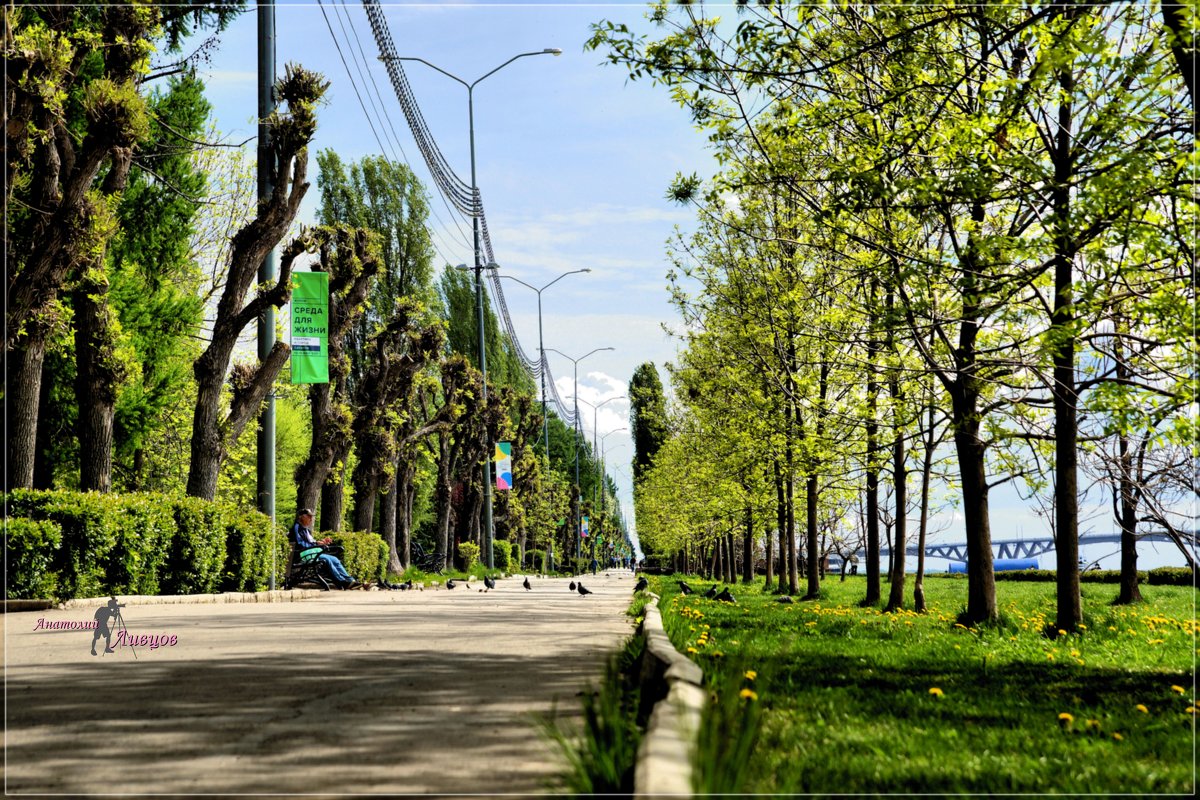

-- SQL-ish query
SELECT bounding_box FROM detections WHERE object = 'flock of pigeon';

[378,573,609,595]
[671,579,737,604]
[380,573,738,602]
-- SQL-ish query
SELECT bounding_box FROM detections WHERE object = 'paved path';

[4,570,635,795]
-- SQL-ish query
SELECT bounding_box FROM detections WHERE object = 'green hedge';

[4,489,287,600]
[492,540,512,572]
[5,517,62,599]
[963,567,1194,587]
[328,530,388,583]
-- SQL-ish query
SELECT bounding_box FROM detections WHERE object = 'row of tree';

[5,2,631,575]
[605,0,1195,629]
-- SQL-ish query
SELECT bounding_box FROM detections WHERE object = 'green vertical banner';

[495,442,512,490]
[291,271,329,384]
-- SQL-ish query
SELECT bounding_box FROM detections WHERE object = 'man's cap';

[299,508,314,517]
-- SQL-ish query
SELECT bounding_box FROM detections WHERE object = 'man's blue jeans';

[319,553,354,585]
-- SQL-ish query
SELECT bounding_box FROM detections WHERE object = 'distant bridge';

[852,532,1198,564]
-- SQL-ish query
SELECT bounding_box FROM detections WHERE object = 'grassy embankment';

[647,575,1196,794]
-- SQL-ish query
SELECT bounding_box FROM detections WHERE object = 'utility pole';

[257,0,277,588]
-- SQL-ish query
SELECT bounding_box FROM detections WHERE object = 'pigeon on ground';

[715,587,736,604]
[446,579,457,589]
[777,595,794,604]
[677,581,694,595]
[634,577,648,593]
[577,582,593,596]
[523,577,531,591]
[569,581,577,592]
[484,575,496,591]
[703,585,718,599]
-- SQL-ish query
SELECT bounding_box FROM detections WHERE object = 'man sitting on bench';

[291,509,359,589]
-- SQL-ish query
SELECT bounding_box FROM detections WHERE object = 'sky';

[190,1,1192,569]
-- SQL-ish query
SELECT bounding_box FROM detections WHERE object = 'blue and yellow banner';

[495,442,512,490]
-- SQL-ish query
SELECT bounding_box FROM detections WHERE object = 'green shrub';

[4,517,62,599]
[163,496,228,594]
[492,539,512,571]
[526,549,544,572]
[1147,566,1195,586]
[458,541,481,568]
[329,530,389,583]
[4,489,279,599]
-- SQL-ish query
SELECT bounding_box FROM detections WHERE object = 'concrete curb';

[634,593,704,798]
[42,589,323,610]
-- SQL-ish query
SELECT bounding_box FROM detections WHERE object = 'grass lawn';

[647,575,1196,794]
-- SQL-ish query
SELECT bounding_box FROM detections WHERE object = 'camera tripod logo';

[91,597,132,658]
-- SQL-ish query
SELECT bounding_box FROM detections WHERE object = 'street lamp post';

[496,269,591,573]
[388,49,561,570]
[597,431,627,571]
[545,346,614,571]
[576,396,627,513]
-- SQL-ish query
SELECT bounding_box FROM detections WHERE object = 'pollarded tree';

[293,225,381,518]
[185,64,329,500]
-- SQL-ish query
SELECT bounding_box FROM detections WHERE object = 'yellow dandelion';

[1057,629,1067,636]
[1171,685,1186,694]
[1086,719,1101,730]
[1046,652,1055,661]
[1112,732,1123,741]
[1186,707,1196,716]
[731,640,739,646]
[1136,704,1148,713]
[928,687,944,698]
[739,688,758,701]
[1058,712,1074,728]
[1078,624,1087,630]
[744,670,757,681]
[686,647,698,654]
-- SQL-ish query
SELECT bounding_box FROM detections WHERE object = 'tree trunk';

[353,472,379,533]
[773,459,786,592]
[725,529,735,584]
[380,474,401,575]
[914,397,936,613]
[804,474,820,599]
[1162,1,1197,111]
[295,383,340,514]
[952,409,997,624]
[1113,431,1143,604]
[321,465,346,533]
[884,427,907,612]
[864,395,881,606]
[7,335,48,490]
[1052,54,1082,634]
[743,505,754,584]
[185,351,228,501]
[786,472,798,595]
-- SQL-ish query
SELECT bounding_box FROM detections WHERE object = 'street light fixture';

[387,49,560,570]
[545,346,614,570]
[496,268,591,572]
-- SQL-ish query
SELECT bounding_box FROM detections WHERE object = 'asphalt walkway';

[4,570,635,795]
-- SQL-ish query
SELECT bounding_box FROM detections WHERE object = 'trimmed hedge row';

[327,529,389,583]
[4,489,289,600]
[934,567,1195,587]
